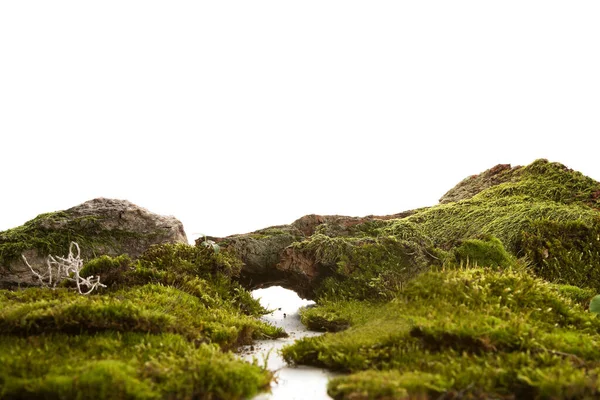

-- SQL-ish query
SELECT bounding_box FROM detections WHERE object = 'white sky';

[1,1,599,241]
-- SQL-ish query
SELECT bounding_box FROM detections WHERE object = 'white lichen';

[22,242,106,295]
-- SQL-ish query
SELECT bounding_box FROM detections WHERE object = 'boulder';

[0,198,187,289]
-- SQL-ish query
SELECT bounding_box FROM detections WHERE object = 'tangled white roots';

[21,242,106,295]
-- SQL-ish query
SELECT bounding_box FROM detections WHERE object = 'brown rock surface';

[438,163,519,204]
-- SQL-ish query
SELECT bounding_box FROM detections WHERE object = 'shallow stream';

[238,287,336,400]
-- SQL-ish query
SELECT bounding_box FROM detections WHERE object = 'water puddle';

[239,287,336,400]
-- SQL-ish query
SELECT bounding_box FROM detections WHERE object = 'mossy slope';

[0,243,284,399]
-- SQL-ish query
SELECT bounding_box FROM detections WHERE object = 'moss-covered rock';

[0,198,187,289]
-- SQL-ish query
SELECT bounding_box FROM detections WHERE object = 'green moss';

[556,284,596,308]
[137,242,243,278]
[494,159,600,207]
[520,218,600,290]
[283,267,600,398]
[0,284,284,349]
[274,160,600,302]
[291,222,439,301]
[327,355,600,400]
[0,238,286,399]
[328,370,449,400]
[410,161,599,247]
[281,160,600,397]
[0,333,272,400]
[300,307,351,332]
[80,254,133,287]
[453,235,514,269]
[360,159,600,291]
[81,243,266,317]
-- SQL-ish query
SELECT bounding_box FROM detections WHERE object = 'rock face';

[0,198,187,289]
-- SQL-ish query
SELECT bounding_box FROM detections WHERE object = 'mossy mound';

[283,267,600,399]
[286,159,600,299]
[0,242,284,399]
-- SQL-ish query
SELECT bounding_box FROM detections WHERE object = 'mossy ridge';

[402,198,598,254]
[520,218,600,290]
[452,235,515,269]
[283,267,600,398]
[0,332,272,400]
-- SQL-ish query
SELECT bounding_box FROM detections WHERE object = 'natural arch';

[202,213,413,300]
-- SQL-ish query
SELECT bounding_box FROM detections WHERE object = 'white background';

[1,1,599,240]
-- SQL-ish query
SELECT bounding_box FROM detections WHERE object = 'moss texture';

[0,333,272,400]
[0,242,284,399]
[283,267,600,399]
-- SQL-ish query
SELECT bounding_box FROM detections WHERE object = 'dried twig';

[22,242,106,295]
